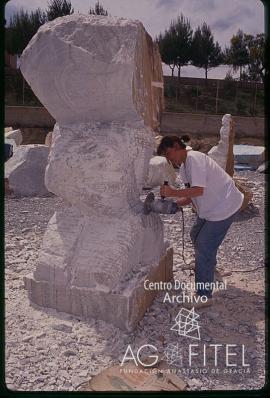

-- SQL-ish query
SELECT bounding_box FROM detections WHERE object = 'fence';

[163,76,264,117]
[5,71,264,118]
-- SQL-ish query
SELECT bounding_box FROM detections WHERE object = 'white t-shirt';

[180,150,244,221]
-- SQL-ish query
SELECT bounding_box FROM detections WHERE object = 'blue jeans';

[190,211,239,298]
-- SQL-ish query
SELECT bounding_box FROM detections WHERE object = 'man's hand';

[176,197,192,206]
[160,185,204,199]
[160,185,177,198]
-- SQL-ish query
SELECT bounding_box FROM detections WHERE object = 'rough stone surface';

[20,14,164,129]
[4,170,265,391]
[5,145,51,197]
[24,247,173,330]
[208,114,234,177]
[144,156,176,188]
[20,14,167,329]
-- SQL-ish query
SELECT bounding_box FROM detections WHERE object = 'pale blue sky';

[5,0,265,78]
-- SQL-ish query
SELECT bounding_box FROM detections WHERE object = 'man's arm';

[160,185,204,198]
[176,197,193,206]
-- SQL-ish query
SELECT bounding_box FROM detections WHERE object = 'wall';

[164,76,264,90]
[5,106,265,141]
[5,106,55,128]
[161,112,265,139]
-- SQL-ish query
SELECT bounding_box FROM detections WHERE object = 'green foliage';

[46,0,74,21]
[236,99,247,114]
[191,22,223,79]
[157,14,193,78]
[244,33,265,82]
[89,2,109,16]
[224,71,234,81]
[162,77,264,117]
[5,0,75,55]
[6,8,46,54]
[225,30,249,80]
[157,31,176,76]
[164,84,177,98]
[223,72,236,97]
[225,31,264,82]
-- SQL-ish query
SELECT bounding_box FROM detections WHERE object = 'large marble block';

[20,14,172,329]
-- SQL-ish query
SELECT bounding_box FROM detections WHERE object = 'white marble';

[208,114,233,170]
[144,156,176,188]
[5,145,50,196]
[20,14,169,329]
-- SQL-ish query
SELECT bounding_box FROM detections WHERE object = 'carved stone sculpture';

[208,114,234,177]
[20,14,172,330]
[208,114,252,210]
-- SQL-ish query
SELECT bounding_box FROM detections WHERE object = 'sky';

[5,0,265,79]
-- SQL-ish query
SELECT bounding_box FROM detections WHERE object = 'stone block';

[5,144,51,196]
[233,145,265,167]
[24,247,173,330]
[144,156,176,188]
[5,129,23,147]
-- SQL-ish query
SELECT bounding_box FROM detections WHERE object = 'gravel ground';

[5,170,265,391]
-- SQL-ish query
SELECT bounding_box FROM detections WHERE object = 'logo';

[171,307,201,340]
[162,343,183,367]
[120,308,250,373]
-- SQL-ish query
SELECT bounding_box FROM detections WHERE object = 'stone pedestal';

[20,14,171,329]
[24,248,173,331]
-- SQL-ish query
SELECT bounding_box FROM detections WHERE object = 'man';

[157,135,243,308]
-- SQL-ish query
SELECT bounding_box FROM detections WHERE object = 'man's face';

[164,144,182,166]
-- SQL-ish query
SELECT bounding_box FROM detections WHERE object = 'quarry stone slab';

[233,145,265,167]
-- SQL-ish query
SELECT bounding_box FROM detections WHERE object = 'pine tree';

[6,8,46,55]
[89,2,109,16]
[225,30,249,81]
[46,0,74,21]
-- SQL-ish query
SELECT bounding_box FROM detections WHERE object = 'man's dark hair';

[157,135,190,156]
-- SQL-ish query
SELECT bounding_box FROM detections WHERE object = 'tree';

[157,14,192,79]
[156,30,177,76]
[5,8,46,55]
[191,22,223,80]
[244,33,265,82]
[170,14,193,79]
[225,30,249,81]
[46,0,74,21]
[89,1,109,16]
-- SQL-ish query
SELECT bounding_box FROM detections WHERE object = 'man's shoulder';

[187,150,206,161]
